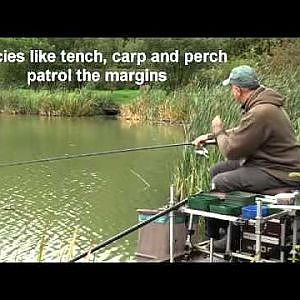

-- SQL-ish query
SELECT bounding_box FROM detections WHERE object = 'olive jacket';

[216,86,300,182]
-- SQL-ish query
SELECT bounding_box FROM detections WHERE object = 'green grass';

[81,89,140,104]
[108,90,140,104]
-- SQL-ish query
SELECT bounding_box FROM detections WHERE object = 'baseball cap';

[222,65,260,88]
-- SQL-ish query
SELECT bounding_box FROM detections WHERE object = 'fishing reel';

[194,147,209,158]
[193,139,216,158]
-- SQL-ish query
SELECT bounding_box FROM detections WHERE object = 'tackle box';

[224,191,257,206]
[241,204,269,220]
[187,193,222,211]
[209,203,242,216]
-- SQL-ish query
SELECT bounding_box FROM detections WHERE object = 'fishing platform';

[56,140,300,263]
[135,188,300,263]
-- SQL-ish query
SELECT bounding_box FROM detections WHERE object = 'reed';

[35,225,81,262]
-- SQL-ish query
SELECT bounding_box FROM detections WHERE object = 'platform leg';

[184,213,194,253]
[280,218,287,262]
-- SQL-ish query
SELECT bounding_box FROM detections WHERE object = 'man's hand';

[192,134,210,149]
[211,115,224,136]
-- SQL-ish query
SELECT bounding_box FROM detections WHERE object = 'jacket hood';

[244,86,284,111]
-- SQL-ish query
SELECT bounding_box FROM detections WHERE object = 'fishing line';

[0,142,192,168]
[0,140,215,168]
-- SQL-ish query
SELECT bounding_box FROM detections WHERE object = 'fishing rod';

[69,197,188,262]
[0,139,216,168]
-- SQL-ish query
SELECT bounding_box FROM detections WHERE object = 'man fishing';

[192,65,300,249]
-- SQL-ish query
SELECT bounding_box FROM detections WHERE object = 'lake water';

[0,115,184,262]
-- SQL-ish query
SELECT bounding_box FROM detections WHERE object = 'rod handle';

[205,139,217,145]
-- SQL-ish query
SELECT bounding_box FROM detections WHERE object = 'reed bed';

[125,71,300,199]
[0,89,138,117]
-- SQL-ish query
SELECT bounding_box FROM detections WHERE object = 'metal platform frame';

[177,196,300,263]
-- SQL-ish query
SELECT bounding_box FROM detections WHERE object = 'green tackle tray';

[187,193,222,211]
[224,191,257,206]
[209,203,242,216]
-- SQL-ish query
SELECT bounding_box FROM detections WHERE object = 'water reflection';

[0,115,183,262]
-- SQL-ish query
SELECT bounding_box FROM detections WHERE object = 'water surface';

[0,115,184,262]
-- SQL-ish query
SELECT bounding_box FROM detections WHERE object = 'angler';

[192,65,300,251]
